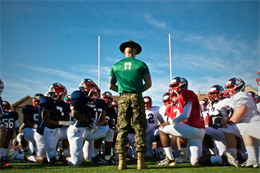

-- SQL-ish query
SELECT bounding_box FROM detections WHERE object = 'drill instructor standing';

[109,40,152,170]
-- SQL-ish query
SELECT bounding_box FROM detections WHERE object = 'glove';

[89,118,98,133]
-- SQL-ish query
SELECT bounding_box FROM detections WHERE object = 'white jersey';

[229,92,260,123]
[146,106,163,134]
[159,105,168,123]
[206,99,229,118]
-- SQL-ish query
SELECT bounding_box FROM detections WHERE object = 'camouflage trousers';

[116,93,147,154]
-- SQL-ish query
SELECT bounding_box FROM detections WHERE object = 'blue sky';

[1,0,259,107]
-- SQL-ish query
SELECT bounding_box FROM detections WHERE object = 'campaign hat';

[120,40,142,54]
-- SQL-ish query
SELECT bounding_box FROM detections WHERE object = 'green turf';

[2,158,259,173]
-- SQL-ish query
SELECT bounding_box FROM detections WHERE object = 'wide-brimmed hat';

[120,40,142,54]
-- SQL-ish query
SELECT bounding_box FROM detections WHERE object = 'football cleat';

[175,151,188,163]
[1,160,11,169]
[156,157,176,166]
[240,159,259,168]
[104,158,118,165]
[26,155,37,163]
[55,147,63,162]
[221,150,239,167]
[91,154,105,164]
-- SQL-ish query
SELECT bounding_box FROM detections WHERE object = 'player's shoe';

[221,151,239,167]
[175,151,187,163]
[240,159,259,168]
[104,157,118,165]
[6,148,20,161]
[0,158,12,169]
[91,155,105,164]
[156,157,176,166]
[26,155,37,163]
[55,147,63,162]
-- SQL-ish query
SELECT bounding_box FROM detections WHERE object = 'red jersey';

[177,90,205,129]
[165,104,179,120]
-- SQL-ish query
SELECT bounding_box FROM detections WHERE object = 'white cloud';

[144,14,167,29]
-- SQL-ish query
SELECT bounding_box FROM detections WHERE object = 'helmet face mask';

[208,85,224,102]
[2,100,11,112]
[48,83,67,99]
[33,93,44,108]
[162,92,171,106]
[224,78,245,96]
[79,79,100,99]
[102,91,113,106]
[144,96,152,110]
[169,77,188,95]
[200,100,208,111]
[248,91,257,102]
[111,100,118,110]
[64,95,71,104]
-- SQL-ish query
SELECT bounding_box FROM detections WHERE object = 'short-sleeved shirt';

[39,96,70,129]
[109,57,150,93]
[229,92,260,123]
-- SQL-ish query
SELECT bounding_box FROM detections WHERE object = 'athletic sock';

[246,146,257,162]
[164,147,174,160]
[211,156,222,164]
[228,148,237,159]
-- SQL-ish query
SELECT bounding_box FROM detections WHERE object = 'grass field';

[2,158,260,173]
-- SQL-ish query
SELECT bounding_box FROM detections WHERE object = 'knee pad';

[104,129,114,142]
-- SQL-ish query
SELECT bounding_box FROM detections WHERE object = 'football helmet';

[32,93,44,108]
[208,85,224,102]
[162,92,171,106]
[79,79,100,99]
[101,91,113,106]
[247,91,257,102]
[0,78,4,95]
[168,77,188,96]
[111,100,118,110]
[64,95,71,104]
[2,100,11,112]
[200,99,208,111]
[224,78,245,96]
[144,96,152,110]
[48,83,67,98]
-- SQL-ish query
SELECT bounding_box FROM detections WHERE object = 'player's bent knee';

[104,129,114,142]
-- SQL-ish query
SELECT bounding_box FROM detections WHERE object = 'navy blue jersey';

[22,105,39,127]
[105,106,116,127]
[93,99,107,123]
[39,96,70,129]
[2,111,18,136]
[71,90,94,127]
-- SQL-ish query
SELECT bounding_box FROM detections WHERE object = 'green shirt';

[110,57,150,94]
